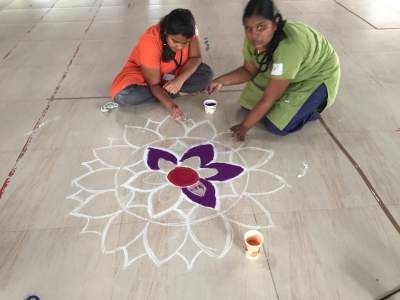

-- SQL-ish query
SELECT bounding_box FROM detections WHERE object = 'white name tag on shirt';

[271,63,283,76]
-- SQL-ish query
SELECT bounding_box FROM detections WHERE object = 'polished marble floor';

[0,0,399,299]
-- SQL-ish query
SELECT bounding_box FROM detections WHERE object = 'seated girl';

[208,0,340,140]
[104,8,213,120]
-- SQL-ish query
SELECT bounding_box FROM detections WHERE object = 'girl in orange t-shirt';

[103,8,213,120]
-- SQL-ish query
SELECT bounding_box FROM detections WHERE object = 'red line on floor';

[2,1,59,61]
[0,0,104,200]
[0,103,50,199]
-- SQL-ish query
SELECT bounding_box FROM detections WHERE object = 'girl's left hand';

[230,123,249,141]
[163,78,184,95]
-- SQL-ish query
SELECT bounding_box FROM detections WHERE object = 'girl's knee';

[265,127,289,136]
[114,95,125,105]
[115,96,145,106]
[114,87,152,105]
[262,118,289,136]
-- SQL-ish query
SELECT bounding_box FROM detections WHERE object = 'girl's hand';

[169,103,185,120]
[163,78,184,95]
[207,80,223,95]
[230,123,249,141]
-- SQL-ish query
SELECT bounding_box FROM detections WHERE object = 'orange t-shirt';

[110,24,193,98]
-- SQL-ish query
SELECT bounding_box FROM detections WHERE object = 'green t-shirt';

[240,20,341,130]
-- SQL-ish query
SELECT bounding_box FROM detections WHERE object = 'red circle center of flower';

[167,167,199,187]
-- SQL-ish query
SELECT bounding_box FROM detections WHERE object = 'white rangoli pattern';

[68,117,289,270]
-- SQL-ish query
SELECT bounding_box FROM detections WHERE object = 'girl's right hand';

[169,103,185,120]
[207,80,223,95]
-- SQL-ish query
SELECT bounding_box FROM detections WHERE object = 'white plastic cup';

[203,99,217,114]
[244,230,264,259]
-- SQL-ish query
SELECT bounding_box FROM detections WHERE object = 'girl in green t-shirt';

[208,0,340,140]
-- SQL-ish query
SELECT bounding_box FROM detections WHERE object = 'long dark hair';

[243,0,286,72]
[159,8,196,62]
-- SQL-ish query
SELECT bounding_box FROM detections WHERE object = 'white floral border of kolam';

[67,116,290,270]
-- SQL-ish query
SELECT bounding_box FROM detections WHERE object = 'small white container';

[244,230,264,259]
[203,99,217,114]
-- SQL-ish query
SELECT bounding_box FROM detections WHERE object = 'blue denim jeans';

[261,83,328,136]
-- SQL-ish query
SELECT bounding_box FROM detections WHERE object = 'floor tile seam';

[379,286,400,300]
[50,5,105,10]
[332,0,377,29]
[320,117,400,234]
[0,200,395,235]
[83,0,103,35]
[1,0,61,61]
[247,206,280,299]
[50,96,111,100]
[40,1,106,100]
[48,89,244,101]
[263,247,280,300]
[0,0,94,200]
[51,0,103,100]
[333,0,400,30]
[299,127,400,135]
[0,101,51,199]
[99,4,131,9]
[235,202,385,215]
[0,222,116,234]
[111,217,124,281]
[344,50,400,55]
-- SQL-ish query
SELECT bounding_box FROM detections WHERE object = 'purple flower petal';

[180,144,214,167]
[182,178,216,208]
[147,147,177,170]
[204,163,244,181]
